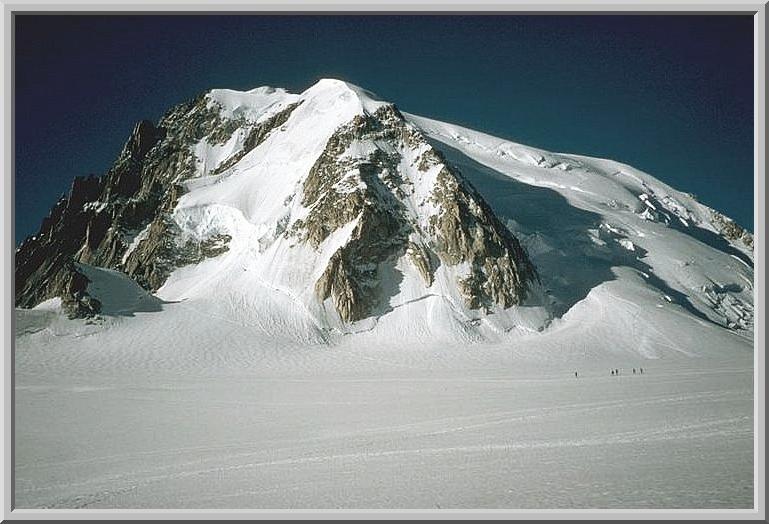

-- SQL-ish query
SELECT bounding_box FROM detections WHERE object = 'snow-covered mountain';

[15,78,754,353]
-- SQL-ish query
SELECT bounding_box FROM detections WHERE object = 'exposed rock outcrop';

[426,166,537,311]
[291,103,537,321]
[15,176,107,314]
[710,210,753,251]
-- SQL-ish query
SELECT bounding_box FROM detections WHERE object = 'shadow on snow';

[432,139,716,326]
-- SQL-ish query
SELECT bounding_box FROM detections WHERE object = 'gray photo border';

[0,1,765,520]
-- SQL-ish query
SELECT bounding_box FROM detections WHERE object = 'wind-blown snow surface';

[15,79,754,509]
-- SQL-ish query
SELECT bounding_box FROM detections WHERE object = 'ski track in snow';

[34,416,749,508]
[15,357,753,509]
[19,385,746,474]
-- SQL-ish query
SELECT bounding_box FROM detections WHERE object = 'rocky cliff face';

[290,104,537,322]
[15,91,300,317]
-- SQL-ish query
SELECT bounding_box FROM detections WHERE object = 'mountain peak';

[205,78,387,129]
[300,77,388,116]
[14,80,754,345]
[305,77,380,98]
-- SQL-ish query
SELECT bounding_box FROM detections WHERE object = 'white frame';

[1,2,764,520]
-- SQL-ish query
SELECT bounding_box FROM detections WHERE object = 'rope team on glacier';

[609,367,644,376]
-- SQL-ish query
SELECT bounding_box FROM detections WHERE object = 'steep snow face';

[405,113,754,339]
[15,78,754,351]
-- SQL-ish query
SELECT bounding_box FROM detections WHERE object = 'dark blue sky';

[15,15,754,243]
